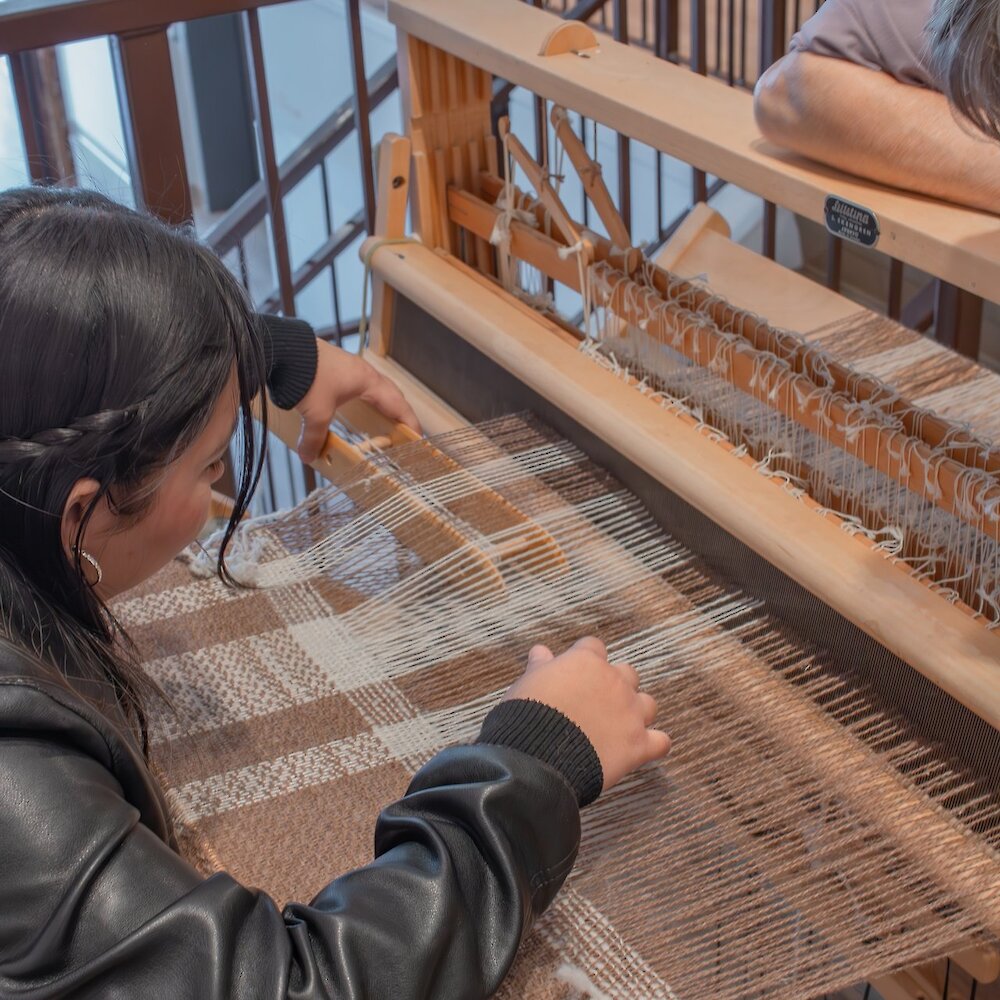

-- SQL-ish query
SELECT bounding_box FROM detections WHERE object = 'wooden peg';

[369,133,412,356]
[373,132,411,240]
[539,21,599,57]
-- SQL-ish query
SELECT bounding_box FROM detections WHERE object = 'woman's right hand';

[501,637,671,792]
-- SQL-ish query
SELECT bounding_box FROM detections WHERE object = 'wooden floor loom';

[135,2,1000,997]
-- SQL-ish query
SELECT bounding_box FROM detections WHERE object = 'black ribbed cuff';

[258,314,319,410]
[476,699,603,807]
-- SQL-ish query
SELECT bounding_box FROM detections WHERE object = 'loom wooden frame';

[264,226,1000,997]
[349,8,1000,987]
[370,0,1000,728]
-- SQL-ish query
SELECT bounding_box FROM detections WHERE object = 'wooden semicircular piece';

[538,21,599,57]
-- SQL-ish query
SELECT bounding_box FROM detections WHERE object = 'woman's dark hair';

[928,0,1000,143]
[0,187,267,753]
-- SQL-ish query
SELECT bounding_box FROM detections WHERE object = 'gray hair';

[928,0,1000,142]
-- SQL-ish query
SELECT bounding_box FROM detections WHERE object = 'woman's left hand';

[294,341,421,463]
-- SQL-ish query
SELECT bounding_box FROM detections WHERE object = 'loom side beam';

[364,237,1000,733]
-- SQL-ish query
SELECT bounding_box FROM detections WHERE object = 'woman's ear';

[61,478,102,560]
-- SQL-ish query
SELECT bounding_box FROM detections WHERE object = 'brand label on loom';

[824,196,880,247]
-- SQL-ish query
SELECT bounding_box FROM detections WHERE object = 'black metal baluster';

[614,0,632,235]
[758,0,786,257]
[347,0,376,233]
[691,0,708,203]
[727,0,736,85]
[244,8,295,315]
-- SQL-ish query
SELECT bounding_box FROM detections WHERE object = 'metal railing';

[0,0,811,339]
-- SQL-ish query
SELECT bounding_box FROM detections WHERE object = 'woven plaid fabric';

[125,404,999,999]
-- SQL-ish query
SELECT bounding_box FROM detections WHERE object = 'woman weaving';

[0,186,671,998]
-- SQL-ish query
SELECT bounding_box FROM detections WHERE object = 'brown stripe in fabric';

[153,692,368,787]
[191,761,411,908]
[395,645,525,713]
[269,578,369,624]
[131,589,283,658]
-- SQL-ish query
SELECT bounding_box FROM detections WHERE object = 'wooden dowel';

[432,148,454,253]
[450,184,636,280]
[499,118,592,262]
[467,140,495,275]
[448,186,582,286]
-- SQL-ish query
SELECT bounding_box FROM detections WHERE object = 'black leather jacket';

[0,645,594,998]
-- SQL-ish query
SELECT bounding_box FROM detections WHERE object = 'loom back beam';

[388,0,1000,303]
[471,167,999,481]
[363,236,1000,734]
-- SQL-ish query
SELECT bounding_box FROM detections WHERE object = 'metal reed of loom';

[134,1,1000,996]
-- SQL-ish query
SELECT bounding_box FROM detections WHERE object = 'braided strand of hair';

[0,403,147,465]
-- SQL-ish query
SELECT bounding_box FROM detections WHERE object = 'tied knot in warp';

[557,239,586,261]
[488,205,538,249]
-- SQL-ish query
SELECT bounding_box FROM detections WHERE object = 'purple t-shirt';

[789,0,937,88]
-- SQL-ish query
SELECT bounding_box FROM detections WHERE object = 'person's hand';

[295,341,421,463]
[502,637,671,792]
